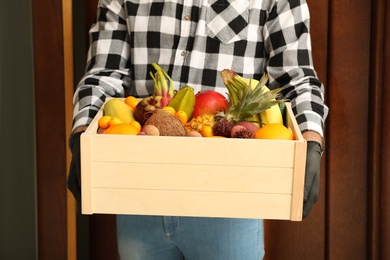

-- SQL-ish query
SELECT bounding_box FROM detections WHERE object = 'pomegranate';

[192,90,228,118]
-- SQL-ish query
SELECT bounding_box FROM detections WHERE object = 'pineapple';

[213,70,284,137]
[185,113,216,133]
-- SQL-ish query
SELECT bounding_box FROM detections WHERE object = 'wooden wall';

[32,0,389,259]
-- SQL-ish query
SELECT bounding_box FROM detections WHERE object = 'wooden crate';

[81,101,307,221]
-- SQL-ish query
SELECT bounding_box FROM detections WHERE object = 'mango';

[103,98,135,124]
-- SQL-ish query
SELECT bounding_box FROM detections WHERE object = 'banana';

[167,86,196,120]
[247,114,261,128]
[258,101,283,125]
[235,73,284,126]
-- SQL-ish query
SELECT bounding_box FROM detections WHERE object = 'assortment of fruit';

[97,63,294,140]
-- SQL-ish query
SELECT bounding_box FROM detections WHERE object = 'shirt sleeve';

[263,0,329,137]
[72,0,131,132]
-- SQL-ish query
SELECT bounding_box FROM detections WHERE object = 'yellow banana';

[247,114,261,128]
[237,74,283,126]
[258,99,283,125]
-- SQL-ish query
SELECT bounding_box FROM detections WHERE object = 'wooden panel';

[32,0,68,258]
[93,190,294,219]
[367,0,386,259]
[62,0,77,258]
[380,1,390,258]
[326,0,371,259]
[93,164,294,193]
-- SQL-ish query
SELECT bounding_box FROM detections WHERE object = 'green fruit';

[103,98,135,124]
[168,86,195,120]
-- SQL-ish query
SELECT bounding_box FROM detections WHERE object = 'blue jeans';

[116,215,264,260]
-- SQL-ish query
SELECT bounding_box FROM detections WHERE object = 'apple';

[192,90,228,118]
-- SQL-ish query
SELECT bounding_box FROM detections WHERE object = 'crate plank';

[92,189,292,220]
[90,135,297,167]
[92,162,294,193]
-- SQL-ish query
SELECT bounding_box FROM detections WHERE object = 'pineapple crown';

[216,72,285,124]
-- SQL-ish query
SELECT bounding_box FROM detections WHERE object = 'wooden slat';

[290,141,307,221]
[32,0,68,258]
[81,135,93,214]
[380,1,390,258]
[367,0,386,258]
[62,0,77,258]
[92,163,293,193]
[92,189,293,220]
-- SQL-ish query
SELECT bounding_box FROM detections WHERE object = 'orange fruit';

[98,115,112,129]
[201,125,214,137]
[175,110,188,124]
[125,96,139,110]
[109,117,123,126]
[130,120,142,131]
[103,123,140,135]
[254,123,294,140]
[163,106,176,115]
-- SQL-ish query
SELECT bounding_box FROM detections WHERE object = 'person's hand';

[302,140,323,217]
[67,128,86,203]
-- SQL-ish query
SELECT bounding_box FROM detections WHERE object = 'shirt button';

[181,51,187,57]
[185,15,191,21]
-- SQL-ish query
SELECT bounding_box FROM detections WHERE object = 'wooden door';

[32,0,390,259]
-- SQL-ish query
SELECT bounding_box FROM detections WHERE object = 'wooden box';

[81,101,307,221]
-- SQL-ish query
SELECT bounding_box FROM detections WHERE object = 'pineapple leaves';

[219,70,286,124]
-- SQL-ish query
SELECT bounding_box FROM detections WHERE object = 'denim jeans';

[116,215,264,260]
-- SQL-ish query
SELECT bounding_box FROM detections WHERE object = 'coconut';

[144,109,186,136]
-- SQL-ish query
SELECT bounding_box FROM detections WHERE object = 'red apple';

[192,90,228,118]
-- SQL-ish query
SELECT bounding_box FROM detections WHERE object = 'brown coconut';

[144,109,187,136]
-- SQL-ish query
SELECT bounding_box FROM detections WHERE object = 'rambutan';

[212,118,233,137]
[231,125,253,138]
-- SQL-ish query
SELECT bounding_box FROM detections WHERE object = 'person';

[68,0,328,259]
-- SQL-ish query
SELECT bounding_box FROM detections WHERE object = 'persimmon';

[109,117,123,126]
[175,110,188,124]
[200,125,214,137]
[125,96,139,110]
[98,115,112,129]
[254,123,294,140]
[130,120,142,131]
[102,123,140,135]
[162,106,176,115]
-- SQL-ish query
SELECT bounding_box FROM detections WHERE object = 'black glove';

[303,141,323,218]
[67,131,83,204]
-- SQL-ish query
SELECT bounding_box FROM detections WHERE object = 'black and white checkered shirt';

[72,0,328,136]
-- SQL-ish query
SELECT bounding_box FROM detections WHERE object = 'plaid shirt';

[72,0,328,136]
